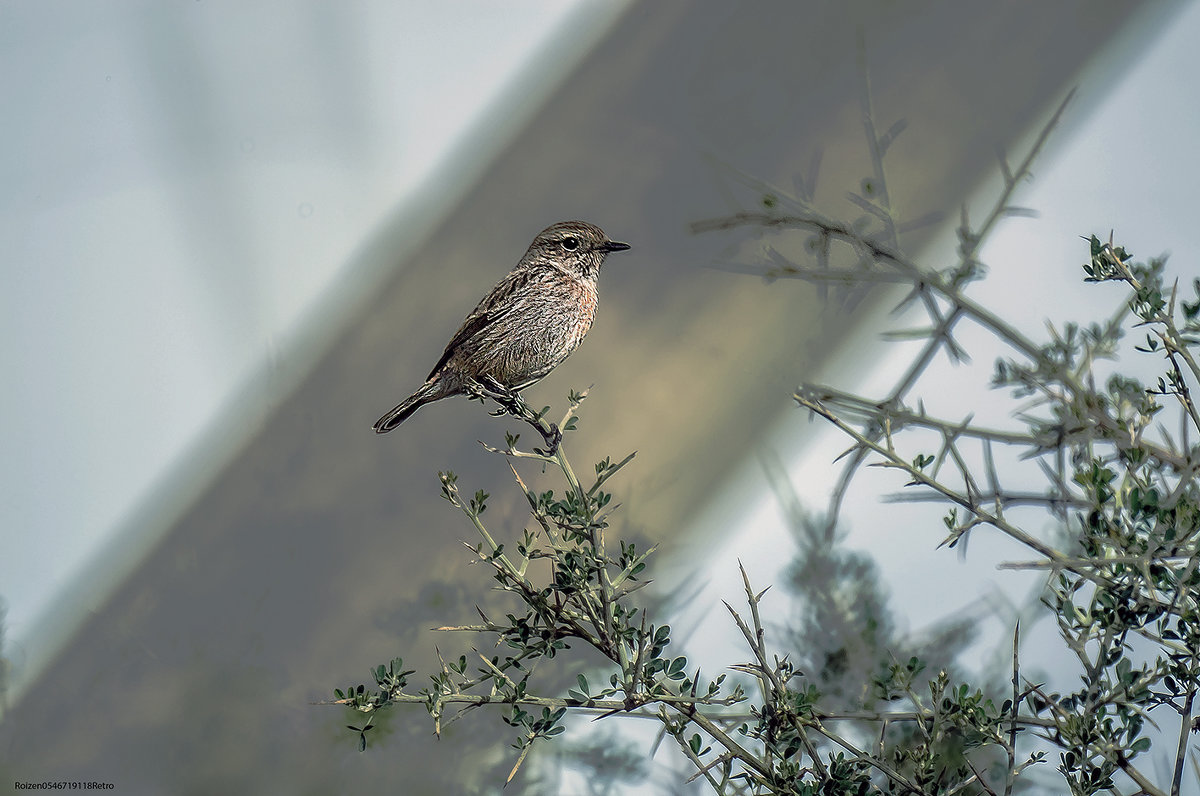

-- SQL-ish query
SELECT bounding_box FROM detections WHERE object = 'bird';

[372,220,631,447]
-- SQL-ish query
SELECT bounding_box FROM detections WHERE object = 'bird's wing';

[425,268,532,380]
[426,310,496,379]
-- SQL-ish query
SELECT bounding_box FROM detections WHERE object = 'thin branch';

[1170,662,1198,796]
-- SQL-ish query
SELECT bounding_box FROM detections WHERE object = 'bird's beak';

[600,240,631,253]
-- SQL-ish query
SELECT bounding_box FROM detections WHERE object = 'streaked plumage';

[373,220,630,434]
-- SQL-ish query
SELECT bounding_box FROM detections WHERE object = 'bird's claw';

[533,423,562,457]
[465,377,560,455]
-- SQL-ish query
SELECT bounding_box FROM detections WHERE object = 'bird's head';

[524,220,631,280]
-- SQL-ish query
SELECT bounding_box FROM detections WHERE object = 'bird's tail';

[373,382,442,433]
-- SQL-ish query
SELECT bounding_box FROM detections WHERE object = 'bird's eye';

[560,237,580,251]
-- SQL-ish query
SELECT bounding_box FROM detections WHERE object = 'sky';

[0,0,629,677]
[1,2,1195,790]
[700,0,1200,656]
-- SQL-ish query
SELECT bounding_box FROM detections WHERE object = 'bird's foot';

[467,378,518,412]
[533,423,562,457]
[466,377,558,455]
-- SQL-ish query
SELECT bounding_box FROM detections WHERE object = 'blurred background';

[1,1,1196,792]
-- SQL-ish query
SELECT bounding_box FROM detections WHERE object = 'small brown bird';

[373,220,631,444]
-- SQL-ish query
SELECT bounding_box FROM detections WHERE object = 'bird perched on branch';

[373,220,631,452]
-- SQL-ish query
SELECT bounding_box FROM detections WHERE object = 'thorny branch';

[693,88,1199,795]
[328,74,1199,795]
